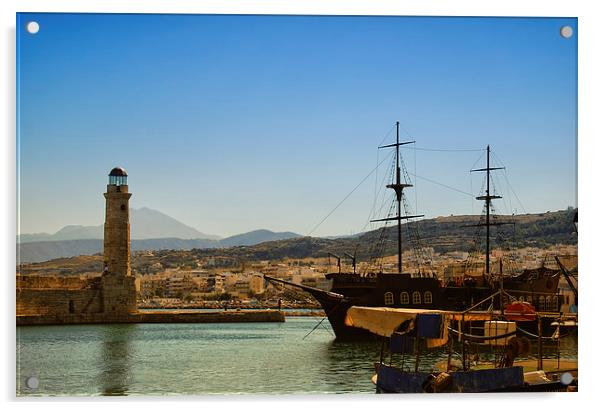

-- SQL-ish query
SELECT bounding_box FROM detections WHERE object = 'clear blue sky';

[17,13,577,238]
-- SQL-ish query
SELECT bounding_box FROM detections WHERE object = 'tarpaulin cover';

[344,307,445,337]
[344,306,493,347]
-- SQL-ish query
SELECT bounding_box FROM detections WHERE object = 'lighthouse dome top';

[109,167,128,177]
[108,167,128,186]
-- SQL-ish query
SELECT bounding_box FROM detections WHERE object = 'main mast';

[471,145,504,276]
[372,122,423,273]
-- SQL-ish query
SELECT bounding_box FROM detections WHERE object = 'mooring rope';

[516,325,577,340]
[448,327,517,341]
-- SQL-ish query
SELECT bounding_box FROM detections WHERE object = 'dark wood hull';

[266,269,566,341]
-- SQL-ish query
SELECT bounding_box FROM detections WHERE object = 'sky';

[17,13,577,238]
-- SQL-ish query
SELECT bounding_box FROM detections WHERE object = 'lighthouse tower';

[102,167,136,316]
[103,167,132,277]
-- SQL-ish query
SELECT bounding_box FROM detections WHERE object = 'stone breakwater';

[16,309,285,326]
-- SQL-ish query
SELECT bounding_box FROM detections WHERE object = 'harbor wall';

[16,309,285,326]
[16,287,103,316]
[17,274,136,319]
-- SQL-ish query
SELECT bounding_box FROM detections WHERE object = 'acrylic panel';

[16,13,577,396]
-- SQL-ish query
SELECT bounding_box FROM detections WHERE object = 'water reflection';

[318,340,380,392]
[323,333,579,379]
[16,319,577,395]
[96,324,135,396]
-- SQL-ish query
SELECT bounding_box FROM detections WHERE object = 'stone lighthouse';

[101,167,137,316]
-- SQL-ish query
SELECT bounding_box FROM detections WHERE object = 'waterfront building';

[165,275,198,297]
[249,273,265,294]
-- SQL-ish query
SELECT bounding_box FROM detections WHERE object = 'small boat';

[344,304,577,393]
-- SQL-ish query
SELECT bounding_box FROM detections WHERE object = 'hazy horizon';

[18,205,575,238]
[17,14,577,238]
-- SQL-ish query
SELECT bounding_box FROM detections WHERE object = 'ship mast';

[471,145,504,276]
[372,122,423,273]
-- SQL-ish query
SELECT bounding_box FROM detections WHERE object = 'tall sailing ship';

[265,123,573,340]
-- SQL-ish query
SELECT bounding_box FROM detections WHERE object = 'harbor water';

[16,316,577,396]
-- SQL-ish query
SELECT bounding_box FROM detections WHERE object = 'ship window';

[384,292,394,305]
[412,291,421,304]
[553,296,559,310]
[519,296,524,302]
[546,296,552,311]
[538,296,545,311]
[68,300,75,314]
[424,291,433,304]
[400,292,409,304]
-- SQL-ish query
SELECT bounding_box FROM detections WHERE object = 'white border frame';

[3,1,599,408]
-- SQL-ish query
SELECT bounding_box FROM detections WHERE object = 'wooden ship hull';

[266,271,566,340]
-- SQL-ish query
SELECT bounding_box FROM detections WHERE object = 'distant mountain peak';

[18,228,304,263]
[19,207,221,242]
[219,229,301,247]
[129,207,220,240]
[55,225,90,233]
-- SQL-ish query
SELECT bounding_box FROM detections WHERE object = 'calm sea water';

[16,316,577,396]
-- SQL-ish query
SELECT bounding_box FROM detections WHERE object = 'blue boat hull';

[376,364,525,393]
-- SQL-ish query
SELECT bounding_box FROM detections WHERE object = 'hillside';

[219,230,301,247]
[17,209,576,264]
[188,209,577,261]
[18,231,301,263]
[18,209,577,275]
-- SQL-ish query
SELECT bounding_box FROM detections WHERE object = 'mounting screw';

[25,376,39,389]
[560,26,573,39]
[560,372,574,385]
[26,21,40,34]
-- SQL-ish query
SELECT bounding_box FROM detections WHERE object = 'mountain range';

[18,207,301,263]
[17,208,576,264]
[18,207,220,243]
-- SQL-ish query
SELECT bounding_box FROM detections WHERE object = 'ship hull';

[265,271,568,341]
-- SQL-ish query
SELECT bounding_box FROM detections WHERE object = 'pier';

[16,309,285,326]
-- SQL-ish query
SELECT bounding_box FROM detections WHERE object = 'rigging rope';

[490,150,527,214]
[306,150,394,236]
[377,123,397,147]
[402,146,486,152]
[414,144,418,220]
[360,153,396,235]
[302,314,333,339]
[470,149,488,170]
[407,171,474,197]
